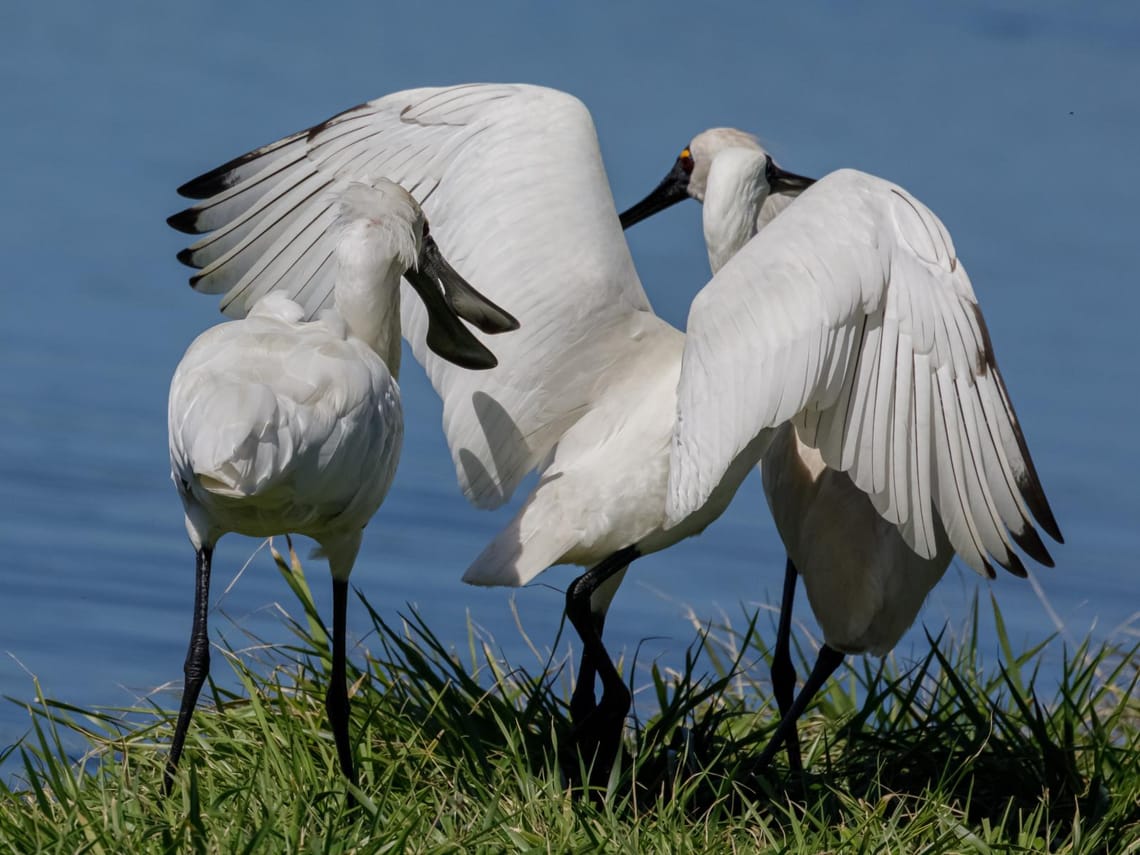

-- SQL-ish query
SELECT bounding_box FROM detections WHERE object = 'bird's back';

[169,303,402,543]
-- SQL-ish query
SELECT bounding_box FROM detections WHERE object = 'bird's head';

[332,179,519,371]
[619,127,815,229]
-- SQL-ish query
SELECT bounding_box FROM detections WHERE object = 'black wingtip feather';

[1010,524,1054,568]
[1015,462,1064,545]
[982,331,1065,546]
[177,161,241,200]
[1016,462,1064,545]
[177,145,269,199]
[1003,550,1028,579]
[178,123,318,199]
[981,557,997,581]
[1038,504,1064,544]
[167,207,202,235]
[175,247,201,269]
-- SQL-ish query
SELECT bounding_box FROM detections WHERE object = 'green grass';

[2,543,1138,853]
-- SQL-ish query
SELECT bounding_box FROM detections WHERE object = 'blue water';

[1,2,1137,759]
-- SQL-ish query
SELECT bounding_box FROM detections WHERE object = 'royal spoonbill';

[621,131,1063,769]
[164,177,518,796]
[164,85,1059,785]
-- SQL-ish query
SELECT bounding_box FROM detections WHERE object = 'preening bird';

[620,131,1063,769]
[164,178,517,796]
[165,85,1060,784]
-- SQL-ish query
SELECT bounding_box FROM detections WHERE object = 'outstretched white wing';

[667,169,1061,576]
[170,83,656,508]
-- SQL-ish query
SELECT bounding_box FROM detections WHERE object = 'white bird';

[164,177,517,796]
[165,85,1060,784]
[620,131,1062,768]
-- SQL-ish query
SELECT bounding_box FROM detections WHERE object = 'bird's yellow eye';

[679,148,695,174]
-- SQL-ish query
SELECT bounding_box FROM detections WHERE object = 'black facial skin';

[619,148,816,231]
[619,152,694,229]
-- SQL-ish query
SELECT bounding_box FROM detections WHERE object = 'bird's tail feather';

[462,496,576,588]
[181,383,288,498]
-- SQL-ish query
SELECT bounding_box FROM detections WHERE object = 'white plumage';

[169,291,402,577]
[669,164,1060,578]
[163,177,516,798]
[621,131,1060,770]
[166,86,1060,783]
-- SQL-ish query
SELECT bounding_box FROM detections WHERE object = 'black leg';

[754,643,845,774]
[164,545,213,795]
[569,611,605,724]
[770,557,803,771]
[564,546,639,786]
[325,578,357,797]
[569,566,627,725]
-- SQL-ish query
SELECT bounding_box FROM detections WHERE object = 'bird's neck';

[333,251,404,377]
[701,149,769,273]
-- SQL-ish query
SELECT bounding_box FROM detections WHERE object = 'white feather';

[667,169,1060,582]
